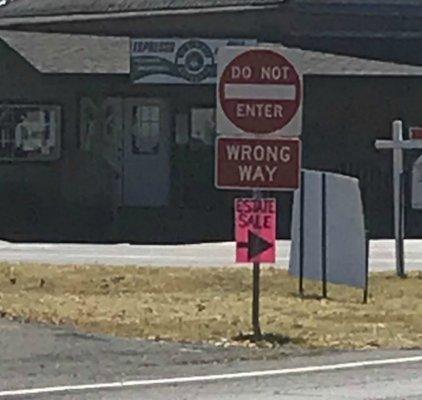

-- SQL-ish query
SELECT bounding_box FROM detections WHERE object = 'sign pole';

[398,170,406,277]
[299,170,305,296]
[321,173,328,299]
[392,121,406,278]
[252,189,262,341]
[374,121,422,278]
[363,230,370,304]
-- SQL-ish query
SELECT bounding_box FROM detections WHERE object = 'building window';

[191,108,216,146]
[79,98,98,152]
[0,105,60,161]
[176,107,216,147]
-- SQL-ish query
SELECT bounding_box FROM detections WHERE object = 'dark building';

[1,0,422,242]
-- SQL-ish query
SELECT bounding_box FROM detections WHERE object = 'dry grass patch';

[0,263,421,349]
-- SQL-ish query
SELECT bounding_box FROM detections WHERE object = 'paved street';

[0,239,421,271]
[54,360,422,400]
[92,361,422,400]
[0,319,421,400]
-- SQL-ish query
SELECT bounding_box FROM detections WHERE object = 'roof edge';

[0,4,280,27]
[0,29,130,74]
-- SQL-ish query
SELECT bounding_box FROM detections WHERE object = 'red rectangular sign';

[216,137,300,190]
[410,127,422,140]
[235,198,276,263]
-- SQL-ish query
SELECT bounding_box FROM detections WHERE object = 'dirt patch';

[0,263,421,349]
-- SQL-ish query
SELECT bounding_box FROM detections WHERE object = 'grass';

[0,262,421,349]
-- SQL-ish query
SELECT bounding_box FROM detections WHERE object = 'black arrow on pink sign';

[237,230,273,261]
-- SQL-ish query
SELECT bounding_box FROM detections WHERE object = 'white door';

[123,98,170,207]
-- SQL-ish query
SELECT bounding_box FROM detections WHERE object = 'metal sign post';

[393,121,405,278]
[374,120,422,277]
[375,121,405,277]
[363,231,370,304]
[298,170,305,296]
[321,173,328,299]
[252,189,262,340]
[298,171,329,298]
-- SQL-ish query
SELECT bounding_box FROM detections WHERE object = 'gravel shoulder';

[0,318,316,392]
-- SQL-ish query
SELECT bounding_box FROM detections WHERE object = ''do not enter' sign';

[217,47,302,136]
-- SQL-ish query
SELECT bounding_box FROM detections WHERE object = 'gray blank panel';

[289,170,366,289]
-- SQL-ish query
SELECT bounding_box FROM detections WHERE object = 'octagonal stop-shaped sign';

[217,47,302,136]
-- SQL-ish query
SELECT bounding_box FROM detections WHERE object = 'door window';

[130,105,160,154]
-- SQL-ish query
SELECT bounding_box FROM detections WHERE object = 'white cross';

[374,120,422,277]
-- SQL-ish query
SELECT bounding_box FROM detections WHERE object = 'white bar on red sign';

[225,84,296,100]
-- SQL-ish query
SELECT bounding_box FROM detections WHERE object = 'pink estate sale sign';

[235,198,276,263]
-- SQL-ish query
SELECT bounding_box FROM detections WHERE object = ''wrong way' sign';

[217,46,302,136]
[215,137,300,190]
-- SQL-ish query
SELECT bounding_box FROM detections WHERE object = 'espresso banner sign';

[131,38,255,84]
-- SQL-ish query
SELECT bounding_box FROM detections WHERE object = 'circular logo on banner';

[219,49,301,134]
[175,40,215,83]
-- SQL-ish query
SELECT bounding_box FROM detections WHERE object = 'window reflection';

[191,108,216,146]
[131,105,160,155]
[175,107,216,148]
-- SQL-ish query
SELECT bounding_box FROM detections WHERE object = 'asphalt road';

[56,361,422,400]
[0,319,421,400]
[0,239,422,270]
